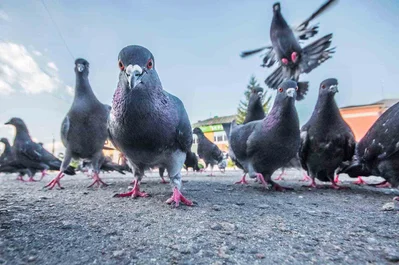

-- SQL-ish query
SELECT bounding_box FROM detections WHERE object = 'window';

[213,131,227,143]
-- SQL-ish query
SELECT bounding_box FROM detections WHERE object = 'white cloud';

[66,85,74,96]
[47,62,58,72]
[0,42,72,97]
[44,141,65,155]
[33,50,42,56]
[0,10,10,22]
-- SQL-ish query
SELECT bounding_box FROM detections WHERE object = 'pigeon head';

[4,117,28,131]
[273,2,281,13]
[319,78,338,96]
[117,45,160,91]
[193,127,204,136]
[74,58,90,76]
[248,86,264,107]
[274,80,298,104]
[251,86,264,98]
[0,138,8,144]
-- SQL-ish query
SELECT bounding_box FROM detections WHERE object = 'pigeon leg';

[333,174,340,184]
[27,176,37,182]
[234,174,249,185]
[45,172,65,189]
[114,179,149,198]
[330,181,350,190]
[300,171,311,182]
[16,175,25,182]
[302,178,317,188]
[39,170,48,181]
[291,52,298,63]
[281,58,289,65]
[207,165,214,177]
[275,169,286,181]
[166,187,193,207]
[353,176,367,185]
[87,172,108,188]
[160,176,169,184]
[255,173,268,188]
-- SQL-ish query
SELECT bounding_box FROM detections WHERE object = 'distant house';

[191,115,236,153]
[340,98,399,141]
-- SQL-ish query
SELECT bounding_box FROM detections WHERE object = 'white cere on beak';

[77,64,85,72]
[126,64,143,89]
[286,88,295,97]
[257,92,263,97]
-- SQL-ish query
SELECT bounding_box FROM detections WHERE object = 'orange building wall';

[340,105,382,141]
[203,132,228,152]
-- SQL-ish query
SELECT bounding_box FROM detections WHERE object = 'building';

[191,115,236,153]
[340,99,399,141]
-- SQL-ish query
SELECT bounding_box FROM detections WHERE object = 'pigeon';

[46,59,110,189]
[5,118,76,182]
[108,45,193,206]
[274,154,311,181]
[81,155,128,175]
[193,127,223,176]
[229,80,304,191]
[299,78,355,189]
[184,151,200,174]
[241,1,337,93]
[338,101,399,188]
[0,137,31,180]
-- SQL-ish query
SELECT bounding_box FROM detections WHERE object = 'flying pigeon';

[338,101,399,188]
[5,118,76,182]
[193,127,223,176]
[108,45,194,206]
[299,78,355,189]
[45,59,110,189]
[241,0,337,94]
[229,80,304,191]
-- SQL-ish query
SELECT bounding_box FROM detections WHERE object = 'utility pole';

[52,134,55,155]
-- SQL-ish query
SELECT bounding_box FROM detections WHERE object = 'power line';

[40,0,75,61]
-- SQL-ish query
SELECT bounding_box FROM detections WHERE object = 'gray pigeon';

[227,87,266,184]
[274,154,311,182]
[5,118,76,182]
[229,80,304,191]
[299,78,355,189]
[108,45,193,207]
[241,1,337,94]
[193,127,223,176]
[45,58,110,189]
[338,101,399,188]
[0,137,31,181]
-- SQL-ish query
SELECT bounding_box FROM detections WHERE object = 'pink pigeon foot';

[160,177,169,184]
[281,58,289,65]
[235,174,249,185]
[256,173,268,188]
[353,176,367,185]
[27,176,37,182]
[303,178,317,188]
[39,170,48,181]
[334,174,340,184]
[45,172,65,189]
[87,173,108,188]
[291,52,298,63]
[275,171,286,181]
[113,179,149,198]
[165,187,194,207]
[300,173,312,182]
[370,181,392,189]
[330,182,350,190]
[16,175,25,182]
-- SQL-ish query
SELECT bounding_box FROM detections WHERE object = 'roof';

[340,98,399,110]
[192,115,236,128]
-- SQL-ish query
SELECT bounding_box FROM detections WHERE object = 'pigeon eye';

[118,60,124,71]
[321,84,326,89]
[295,86,299,91]
[278,87,283,93]
[147,59,153,70]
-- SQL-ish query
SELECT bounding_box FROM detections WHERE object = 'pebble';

[381,202,394,211]
[384,248,399,262]
[211,205,222,211]
[257,204,269,209]
[255,253,265,259]
[235,202,245,206]
[28,256,36,262]
[112,250,125,258]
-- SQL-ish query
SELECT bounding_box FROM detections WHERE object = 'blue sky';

[1,0,399,153]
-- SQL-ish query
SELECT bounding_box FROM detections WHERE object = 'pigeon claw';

[234,174,249,185]
[368,181,392,189]
[353,176,367,185]
[330,182,350,190]
[87,173,108,188]
[274,172,285,181]
[300,173,312,182]
[333,174,340,184]
[45,172,64,190]
[27,176,37,182]
[291,52,298,63]
[281,58,289,65]
[166,187,193,207]
[302,178,317,188]
[16,175,25,182]
[114,180,149,198]
[160,177,169,184]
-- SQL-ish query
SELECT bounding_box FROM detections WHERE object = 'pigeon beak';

[257,92,263,98]
[77,64,85,72]
[286,88,295,98]
[329,85,338,93]
[4,120,11,125]
[126,64,144,89]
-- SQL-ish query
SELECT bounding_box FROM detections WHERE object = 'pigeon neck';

[15,126,31,141]
[2,141,11,155]
[272,12,289,29]
[266,98,297,125]
[244,98,265,124]
[315,94,340,120]
[74,75,95,99]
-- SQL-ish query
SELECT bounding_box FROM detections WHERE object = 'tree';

[236,75,272,124]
